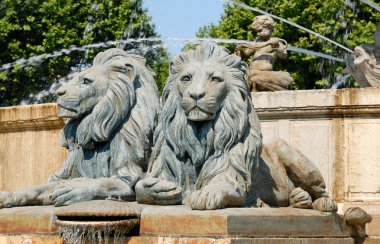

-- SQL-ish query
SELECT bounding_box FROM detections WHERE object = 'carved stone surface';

[248,139,337,212]
[136,42,263,210]
[135,43,335,212]
[345,22,380,87]
[235,15,294,91]
[140,205,349,238]
[0,48,160,208]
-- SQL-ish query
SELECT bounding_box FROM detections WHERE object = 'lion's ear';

[169,61,174,75]
[124,63,136,81]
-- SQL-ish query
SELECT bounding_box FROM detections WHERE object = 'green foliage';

[197,0,380,89]
[0,0,168,105]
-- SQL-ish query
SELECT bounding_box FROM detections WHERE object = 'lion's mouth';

[187,106,214,121]
[57,104,78,118]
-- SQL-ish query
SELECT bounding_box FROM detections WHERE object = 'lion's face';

[56,65,109,118]
[176,60,228,121]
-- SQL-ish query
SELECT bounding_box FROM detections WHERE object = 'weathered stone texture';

[0,104,66,192]
[1,88,380,207]
[140,205,349,238]
[0,206,59,234]
[254,88,380,203]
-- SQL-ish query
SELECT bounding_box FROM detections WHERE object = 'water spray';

[224,0,354,53]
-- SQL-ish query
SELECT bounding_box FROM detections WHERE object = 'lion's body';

[51,49,160,189]
[0,49,161,208]
[138,43,262,209]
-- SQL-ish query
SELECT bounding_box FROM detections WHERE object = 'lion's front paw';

[136,178,182,205]
[11,191,37,206]
[313,197,337,212]
[0,192,13,208]
[289,187,313,209]
[190,187,226,210]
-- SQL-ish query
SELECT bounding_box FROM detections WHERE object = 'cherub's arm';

[235,44,256,59]
[272,38,288,59]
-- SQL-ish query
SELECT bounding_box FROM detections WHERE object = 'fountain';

[345,21,380,87]
[55,200,142,243]
[1,1,380,243]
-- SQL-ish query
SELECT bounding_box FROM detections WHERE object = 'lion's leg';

[0,182,59,208]
[190,180,246,210]
[269,139,337,212]
[248,149,294,208]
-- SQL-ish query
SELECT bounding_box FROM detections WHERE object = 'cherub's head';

[252,15,274,39]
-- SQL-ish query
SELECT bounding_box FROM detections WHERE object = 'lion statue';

[136,43,337,212]
[0,48,160,208]
[249,139,337,212]
[136,42,263,210]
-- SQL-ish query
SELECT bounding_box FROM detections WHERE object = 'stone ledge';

[0,103,64,132]
[253,88,380,119]
[140,205,350,238]
[0,206,60,234]
[0,235,355,244]
[127,237,354,244]
[0,235,62,244]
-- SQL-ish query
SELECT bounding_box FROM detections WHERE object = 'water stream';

[58,224,127,244]
[360,0,380,12]
[0,37,344,72]
[331,74,351,88]
[224,0,354,53]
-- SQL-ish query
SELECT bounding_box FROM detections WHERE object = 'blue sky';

[143,0,225,55]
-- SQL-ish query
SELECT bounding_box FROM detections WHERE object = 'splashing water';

[360,0,380,12]
[20,43,165,104]
[5,36,347,104]
[0,37,345,72]
[331,74,351,89]
[224,0,354,53]
[58,224,128,244]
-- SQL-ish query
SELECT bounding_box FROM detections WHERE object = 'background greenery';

[1,0,380,105]
[197,0,380,90]
[0,0,169,105]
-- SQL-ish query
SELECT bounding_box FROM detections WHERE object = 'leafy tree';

[0,0,169,105]
[197,0,380,89]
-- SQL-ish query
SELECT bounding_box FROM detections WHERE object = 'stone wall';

[1,88,380,204]
[253,88,380,204]
[0,104,66,191]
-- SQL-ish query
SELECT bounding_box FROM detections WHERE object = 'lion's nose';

[55,87,66,97]
[189,91,205,101]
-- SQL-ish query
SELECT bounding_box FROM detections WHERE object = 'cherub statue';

[235,15,294,91]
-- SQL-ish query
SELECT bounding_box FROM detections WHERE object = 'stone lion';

[136,43,263,210]
[136,43,336,212]
[0,48,160,208]
[249,139,337,212]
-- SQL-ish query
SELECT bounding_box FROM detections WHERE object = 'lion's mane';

[50,48,160,187]
[147,43,262,199]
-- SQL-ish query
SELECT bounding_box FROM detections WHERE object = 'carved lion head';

[51,48,160,184]
[148,43,262,197]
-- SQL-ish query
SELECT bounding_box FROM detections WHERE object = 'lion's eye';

[211,76,223,83]
[180,75,191,82]
[83,77,93,85]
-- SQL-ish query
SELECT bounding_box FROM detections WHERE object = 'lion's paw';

[190,187,226,210]
[289,187,313,209]
[0,192,13,208]
[313,197,337,212]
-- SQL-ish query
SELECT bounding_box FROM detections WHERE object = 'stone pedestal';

[0,205,359,243]
[140,206,349,238]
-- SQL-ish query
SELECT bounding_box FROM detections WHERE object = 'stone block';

[0,206,60,234]
[0,235,62,244]
[140,205,350,238]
